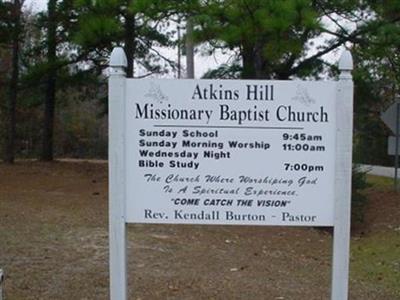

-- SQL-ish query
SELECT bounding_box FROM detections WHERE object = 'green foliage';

[201,62,242,79]
[352,64,392,166]
[366,174,393,189]
[352,165,370,224]
[0,1,13,44]
[74,16,122,48]
[350,1,400,166]
[72,0,177,76]
[191,0,362,79]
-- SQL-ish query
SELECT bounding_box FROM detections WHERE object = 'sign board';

[125,79,336,226]
[381,101,400,134]
[382,102,400,190]
[388,136,400,155]
[108,47,354,300]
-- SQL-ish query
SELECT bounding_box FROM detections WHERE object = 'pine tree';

[191,0,365,79]
[41,0,57,161]
[73,0,176,78]
[1,0,24,163]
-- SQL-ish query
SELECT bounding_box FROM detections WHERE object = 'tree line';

[0,0,399,164]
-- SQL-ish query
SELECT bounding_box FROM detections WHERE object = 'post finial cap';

[339,50,353,71]
[110,47,127,68]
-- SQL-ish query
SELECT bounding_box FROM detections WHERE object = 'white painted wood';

[0,268,4,300]
[110,47,128,69]
[125,79,336,226]
[109,47,128,300]
[331,50,354,300]
[338,50,353,71]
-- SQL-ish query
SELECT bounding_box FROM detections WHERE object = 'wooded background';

[0,0,399,165]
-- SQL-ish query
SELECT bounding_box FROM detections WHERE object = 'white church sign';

[126,79,336,226]
[108,47,354,300]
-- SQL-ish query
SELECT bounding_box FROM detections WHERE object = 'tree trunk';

[41,0,57,161]
[241,44,256,79]
[177,22,181,78]
[185,18,194,79]
[4,0,22,164]
[254,40,267,79]
[124,4,135,78]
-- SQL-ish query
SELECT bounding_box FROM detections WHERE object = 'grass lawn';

[0,162,399,299]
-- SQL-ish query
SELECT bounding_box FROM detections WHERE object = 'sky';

[24,0,46,12]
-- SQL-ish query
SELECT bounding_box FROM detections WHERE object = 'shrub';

[352,164,369,224]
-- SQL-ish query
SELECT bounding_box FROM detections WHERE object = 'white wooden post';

[331,50,354,300]
[0,268,4,300]
[109,47,128,300]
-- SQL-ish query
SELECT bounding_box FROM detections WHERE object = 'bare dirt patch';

[0,162,399,299]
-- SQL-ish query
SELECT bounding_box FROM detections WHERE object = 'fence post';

[331,50,354,300]
[109,47,128,300]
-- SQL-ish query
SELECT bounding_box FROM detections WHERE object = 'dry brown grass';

[0,162,398,299]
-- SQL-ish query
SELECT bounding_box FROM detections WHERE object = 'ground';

[0,161,399,300]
